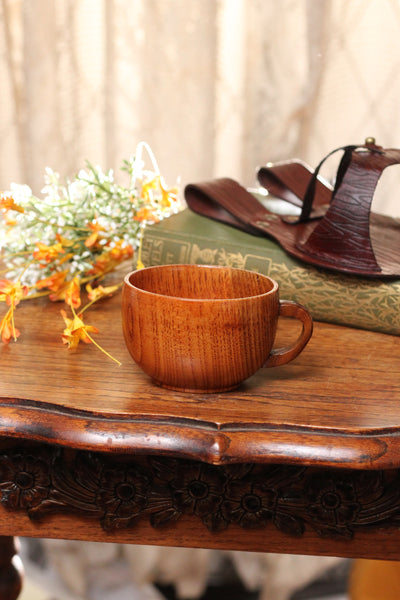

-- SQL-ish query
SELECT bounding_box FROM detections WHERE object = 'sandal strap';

[257,159,332,214]
[291,143,383,224]
[298,142,400,273]
[184,178,270,236]
[184,142,400,277]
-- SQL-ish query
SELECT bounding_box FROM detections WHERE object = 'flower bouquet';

[0,142,182,363]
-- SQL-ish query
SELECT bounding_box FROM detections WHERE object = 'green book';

[141,208,400,336]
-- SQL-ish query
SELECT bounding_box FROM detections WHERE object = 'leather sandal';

[184,139,400,278]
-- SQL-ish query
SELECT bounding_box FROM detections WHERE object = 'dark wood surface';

[1,286,399,468]
[1,282,400,567]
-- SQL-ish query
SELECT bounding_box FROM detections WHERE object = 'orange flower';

[0,195,24,214]
[55,234,74,247]
[86,282,120,302]
[49,276,81,308]
[36,270,68,292]
[4,215,17,226]
[86,254,110,277]
[133,206,157,222]
[60,308,121,365]
[56,252,74,266]
[109,241,134,261]
[84,222,104,248]
[64,277,81,309]
[0,279,28,307]
[0,280,27,344]
[33,242,65,263]
[88,242,133,276]
[0,309,20,343]
[61,310,99,349]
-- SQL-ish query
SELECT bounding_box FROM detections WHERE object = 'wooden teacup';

[122,264,313,392]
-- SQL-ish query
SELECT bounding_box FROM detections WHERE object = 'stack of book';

[141,208,400,336]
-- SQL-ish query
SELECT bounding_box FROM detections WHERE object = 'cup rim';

[123,264,278,302]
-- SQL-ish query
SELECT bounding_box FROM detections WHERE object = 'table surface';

[1,286,400,469]
[1,283,400,567]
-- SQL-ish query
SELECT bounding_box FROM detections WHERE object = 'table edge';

[0,398,399,469]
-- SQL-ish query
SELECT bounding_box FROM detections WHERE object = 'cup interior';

[126,264,276,300]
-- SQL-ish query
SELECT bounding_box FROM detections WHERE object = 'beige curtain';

[2,0,400,216]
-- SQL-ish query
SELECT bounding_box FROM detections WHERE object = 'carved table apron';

[1,293,400,599]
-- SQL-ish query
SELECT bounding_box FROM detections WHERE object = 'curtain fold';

[1,0,400,213]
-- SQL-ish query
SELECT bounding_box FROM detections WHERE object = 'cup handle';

[263,300,313,368]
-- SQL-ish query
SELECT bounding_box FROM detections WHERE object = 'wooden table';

[0,289,400,599]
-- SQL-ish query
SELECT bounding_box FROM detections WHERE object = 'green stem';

[1,249,32,258]
[20,212,91,232]
[77,176,113,196]
[16,260,35,283]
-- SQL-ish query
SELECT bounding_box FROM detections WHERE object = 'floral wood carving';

[0,446,400,540]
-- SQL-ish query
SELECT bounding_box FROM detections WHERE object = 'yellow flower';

[55,233,75,247]
[159,177,178,208]
[61,310,99,349]
[4,214,17,226]
[84,222,104,248]
[49,276,81,308]
[57,252,74,265]
[64,277,81,309]
[36,270,68,292]
[0,279,28,344]
[88,242,133,276]
[109,241,134,261]
[140,176,159,203]
[33,242,65,264]
[133,206,157,222]
[0,279,28,307]
[0,309,20,344]
[86,283,120,302]
[0,194,24,214]
[60,308,121,365]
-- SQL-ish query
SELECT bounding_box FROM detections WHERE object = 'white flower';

[10,183,32,203]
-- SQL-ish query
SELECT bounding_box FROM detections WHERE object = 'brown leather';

[257,159,332,215]
[184,141,400,278]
